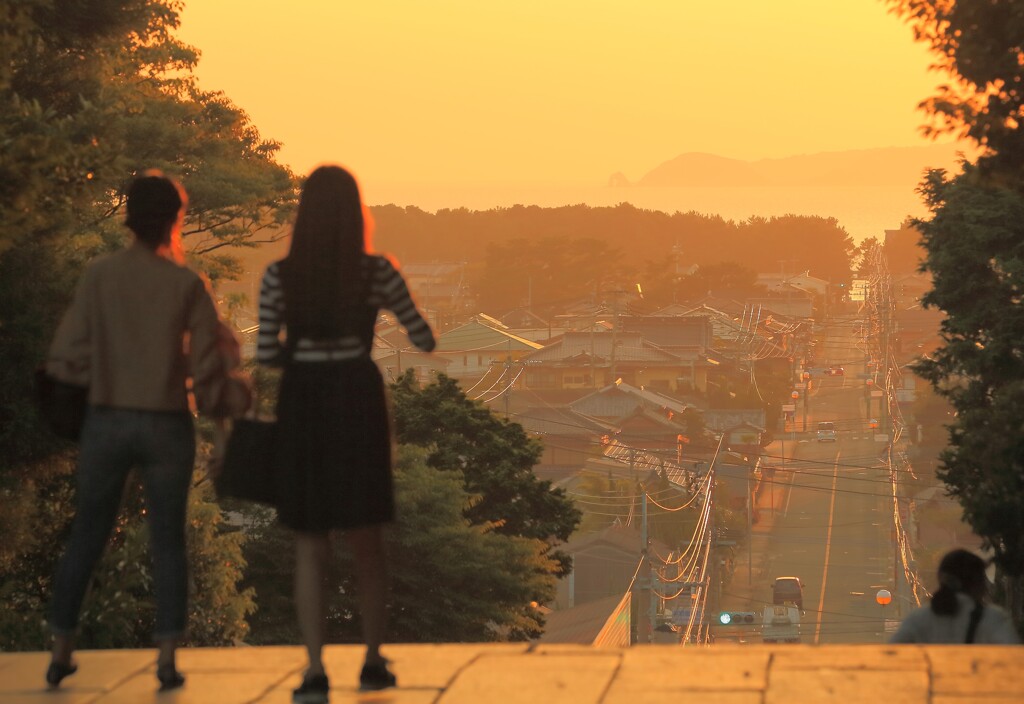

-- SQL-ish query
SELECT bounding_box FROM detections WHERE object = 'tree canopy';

[242,447,559,643]
[0,0,293,650]
[390,371,582,565]
[886,0,1024,187]
[889,0,1024,620]
[372,204,855,315]
[912,166,1024,576]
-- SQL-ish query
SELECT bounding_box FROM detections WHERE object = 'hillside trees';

[373,204,855,315]
[888,0,1024,620]
[0,0,294,649]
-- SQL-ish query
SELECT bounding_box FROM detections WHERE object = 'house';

[401,261,470,325]
[435,316,543,381]
[568,381,691,422]
[537,594,629,645]
[747,296,814,319]
[704,409,767,434]
[554,525,673,609]
[515,405,616,467]
[724,421,765,455]
[371,346,449,384]
[756,271,830,298]
[522,331,701,392]
[620,315,713,351]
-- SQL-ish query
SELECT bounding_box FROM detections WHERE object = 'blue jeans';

[50,406,195,640]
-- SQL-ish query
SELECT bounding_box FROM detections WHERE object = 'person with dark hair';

[256,164,434,701]
[890,549,1021,644]
[45,170,252,691]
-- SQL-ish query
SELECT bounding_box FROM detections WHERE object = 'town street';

[726,313,899,644]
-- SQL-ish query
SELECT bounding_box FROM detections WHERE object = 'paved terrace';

[1,643,1022,704]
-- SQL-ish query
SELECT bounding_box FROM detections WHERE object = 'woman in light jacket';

[45,171,250,691]
[890,549,1020,644]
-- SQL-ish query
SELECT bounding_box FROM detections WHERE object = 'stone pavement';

[2,642,1022,703]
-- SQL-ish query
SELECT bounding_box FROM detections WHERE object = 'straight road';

[755,315,897,643]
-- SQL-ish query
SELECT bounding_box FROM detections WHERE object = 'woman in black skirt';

[256,165,435,701]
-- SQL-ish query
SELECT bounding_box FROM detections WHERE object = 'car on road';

[816,422,836,443]
[825,366,845,376]
[762,604,801,644]
[772,576,804,612]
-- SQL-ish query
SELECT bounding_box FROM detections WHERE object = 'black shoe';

[45,661,78,689]
[359,662,396,691]
[293,671,329,704]
[157,663,185,692]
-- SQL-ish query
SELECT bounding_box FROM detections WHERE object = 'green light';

[719,612,732,625]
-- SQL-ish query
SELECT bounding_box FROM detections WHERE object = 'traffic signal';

[718,611,757,625]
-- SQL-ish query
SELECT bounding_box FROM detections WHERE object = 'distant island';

[614,144,965,189]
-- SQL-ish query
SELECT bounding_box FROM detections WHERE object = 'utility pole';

[504,336,512,420]
[635,465,652,643]
[747,468,753,586]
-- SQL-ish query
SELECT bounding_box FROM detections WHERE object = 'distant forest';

[371,203,856,314]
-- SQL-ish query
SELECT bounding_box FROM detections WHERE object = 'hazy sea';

[365,183,927,243]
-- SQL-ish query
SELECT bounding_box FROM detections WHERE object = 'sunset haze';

[177,1,953,197]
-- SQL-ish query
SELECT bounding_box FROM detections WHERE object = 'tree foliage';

[242,447,558,643]
[889,0,1024,618]
[372,204,855,315]
[390,371,582,564]
[0,0,293,650]
[886,0,1024,187]
[912,165,1024,576]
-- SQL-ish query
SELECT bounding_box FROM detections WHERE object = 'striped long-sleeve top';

[257,255,435,365]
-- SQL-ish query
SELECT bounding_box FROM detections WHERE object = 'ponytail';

[930,549,987,616]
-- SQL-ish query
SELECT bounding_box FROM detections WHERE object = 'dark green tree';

[888,0,1024,622]
[0,0,293,649]
[886,0,1024,188]
[911,166,1024,617]
[242,447,558,643]
[390,372,581,573]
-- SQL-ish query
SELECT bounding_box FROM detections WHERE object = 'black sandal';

[45,661,78,689]
[157,663,185,692]
[359,661,396,691]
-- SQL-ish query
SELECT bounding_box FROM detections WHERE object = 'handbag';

[215,417,279,506]
[34,367,88,441]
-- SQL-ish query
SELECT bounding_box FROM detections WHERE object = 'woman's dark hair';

[124,171,186,246]
[931,549,988,616]
[280,165,372,338]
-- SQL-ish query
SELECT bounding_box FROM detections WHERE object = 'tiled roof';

[524,332,680,363]
[538,594,625,645]
[437,320,544,353]
[516,406,616,437]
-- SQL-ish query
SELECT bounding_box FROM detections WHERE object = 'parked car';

[772,576,804,611]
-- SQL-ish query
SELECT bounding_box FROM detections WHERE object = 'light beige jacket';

[47,242,242,416]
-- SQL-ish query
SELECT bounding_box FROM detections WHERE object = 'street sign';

[781,404,795,412]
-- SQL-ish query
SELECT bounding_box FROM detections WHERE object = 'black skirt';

[272,358,394,532]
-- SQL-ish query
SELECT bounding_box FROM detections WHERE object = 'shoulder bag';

[34,367,88,441]
[215,414,279,506]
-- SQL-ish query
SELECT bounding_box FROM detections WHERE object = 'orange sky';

[177,1,945,191]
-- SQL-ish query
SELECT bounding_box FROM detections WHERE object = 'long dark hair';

[280,165,374,337]
[931,549,988,616]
